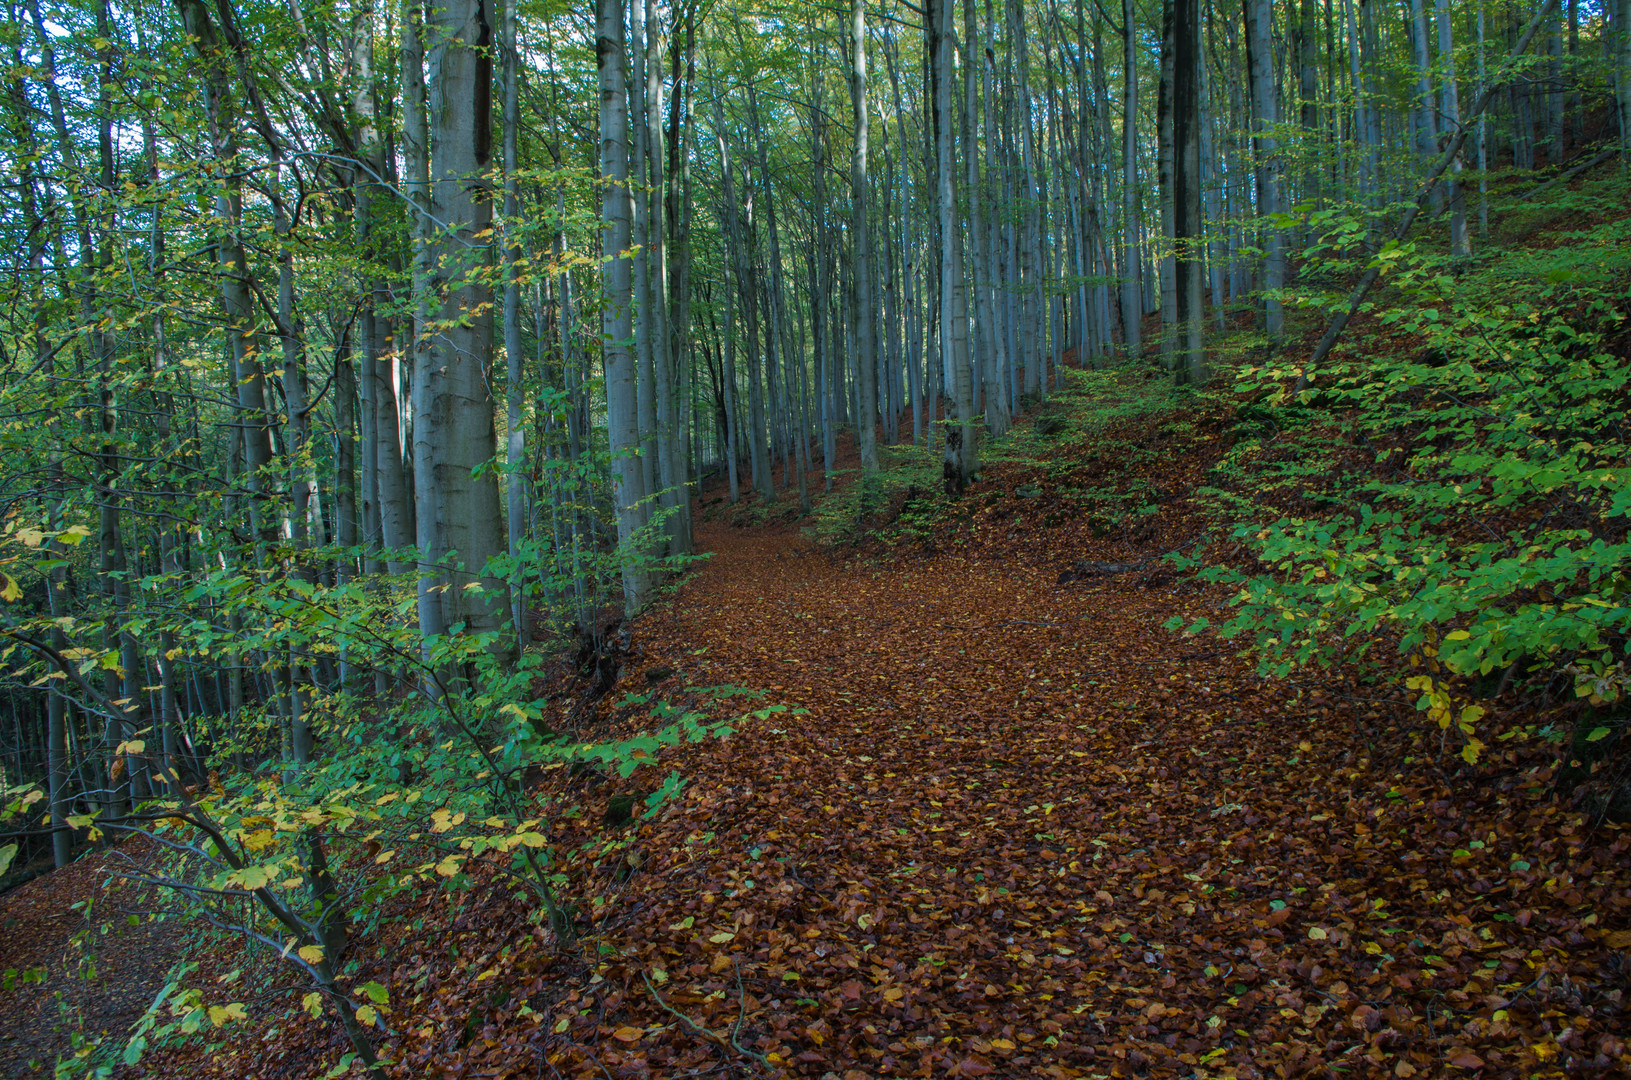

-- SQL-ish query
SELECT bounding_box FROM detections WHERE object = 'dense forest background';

[1,0,1630,1073]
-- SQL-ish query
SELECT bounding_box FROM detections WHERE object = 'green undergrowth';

[1,578,778,1078]
[809,364,1187,550]
[1181,176,1631,778]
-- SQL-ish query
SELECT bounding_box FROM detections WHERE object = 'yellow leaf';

[298,945,324,964]
[302,992,323,1019]
[668,916,694,931]
[881,987,904,1003]
[1308,926,1329,941]
[208,1003,247,1027]
[708,931,735,944]
[0,574,22,602]
[230,864,277,890]
[611,1025,643,1043]
[553,1017,570,1033]
[356,1005,378,1026]
[242,829,275,852]
[374,848,396,864]
[435,854,462,877]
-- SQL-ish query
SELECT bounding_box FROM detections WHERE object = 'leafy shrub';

[1191,202,1631,762]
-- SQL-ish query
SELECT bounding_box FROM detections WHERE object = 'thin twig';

[641,972,769,1070]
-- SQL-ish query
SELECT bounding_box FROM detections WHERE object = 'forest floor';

[366,383,1624,1079]
[12,374,1631,1079]
[0,841,182,1079]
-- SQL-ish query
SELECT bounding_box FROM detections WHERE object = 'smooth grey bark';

[637,4,689,534]
[1157,0,1177,365]
[1342,0,1374,198]
[1172,0,1204,383]
[1200,25,1225,331]
[962,0,997,433]
[1408,0,1441,212]
[1015,0,1045,392]
[720,283,741,503]
[600,0,650,609]
[1617,0,1631,162]
[848,0,877,479]
[929,0,974,490]
[400,0,433,620]
[1297,0,1319,209]
[1244,0,1285,343]
[1436,0,1468,258]
[631,0,659,506]
[1120,0,1142,359]
[502,0,530,642]
[416,0,512,647]
[657,3,696,552]
[1477,1,1490,235]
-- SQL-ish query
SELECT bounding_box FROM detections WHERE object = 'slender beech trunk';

[1120,0,1142,359]
[502,0,530,642]
[1172,0,1204,382]
[600,0,649,608]
[1157,0,1178,367]
[1244,0,1285,343]
[1437,0,1468,258]
[851,0,880,481]
[930,0,974,491]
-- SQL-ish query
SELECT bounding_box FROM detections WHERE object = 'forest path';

[601,514,1355,1077]
[567,501,1628,1079]
[0,843,182,1078]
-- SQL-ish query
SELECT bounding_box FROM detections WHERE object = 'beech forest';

[1,0,1629,1075]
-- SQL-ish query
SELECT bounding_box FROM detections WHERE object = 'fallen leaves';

[75,398,1631,1080]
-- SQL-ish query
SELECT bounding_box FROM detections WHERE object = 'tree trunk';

[1121,0,1142,359]
[600,0,650,609]
[415,0,511,653]
[1173,0,1204,383]
[1244,0,1285,343]
[502,0,531,643]
[930,0,975,491]
[1436,0,1469,258]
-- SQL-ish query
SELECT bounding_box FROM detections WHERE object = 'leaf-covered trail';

[573,510,1629,1078]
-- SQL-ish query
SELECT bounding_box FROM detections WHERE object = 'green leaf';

[358,980,389,1004]
[0,843,15,878]
[1584,726,1612,743]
